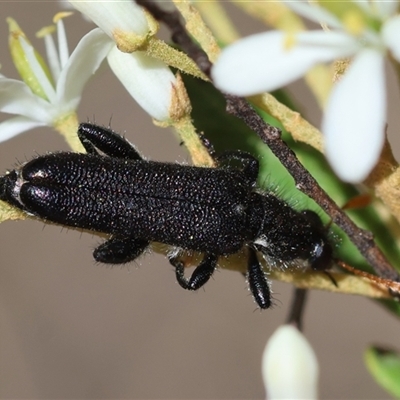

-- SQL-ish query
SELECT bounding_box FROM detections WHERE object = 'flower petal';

[107,47,176,121]
[7,17,54,101]
[382,15,400,62]
[42,30,61,82]
[0,116,45,143]
[56,28,113,112]
[283,0,343,29]
[18,35,56,102]
[262,325,319,399]
[212,31,357,96]
[55,16,70,69]
[355,0,400,20]
[323,49,386,183]
[376,1,400,18]
[0,77,53,122]
[69,0,149,37]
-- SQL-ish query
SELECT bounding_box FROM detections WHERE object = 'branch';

[286,288,308,331]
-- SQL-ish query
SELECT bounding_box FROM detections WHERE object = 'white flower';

[68,0,153,52]
[262,325,319,399]
[212,1,400,183]
[69,0,149,38]
[0,15,112,142]
[107,47,177,122]
[70,1,182,123]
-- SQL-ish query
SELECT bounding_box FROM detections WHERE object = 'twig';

[224,95,400,281]
[138,0,212,75]
[137,0,400,282]
[286,288,308,331]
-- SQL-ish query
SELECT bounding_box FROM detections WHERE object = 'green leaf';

[365,346,400,398]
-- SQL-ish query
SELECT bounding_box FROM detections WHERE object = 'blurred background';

[1,2,400,399]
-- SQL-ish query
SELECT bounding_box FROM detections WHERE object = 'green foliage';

[365,346,400,398]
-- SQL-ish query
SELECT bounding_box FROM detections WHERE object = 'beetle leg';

[94,236,149,264]
[170,254,218,291]
[78,123,143,160]
[247,248,272,309]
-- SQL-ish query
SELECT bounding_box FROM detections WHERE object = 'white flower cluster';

[212,1,400,183]
[0,1,178,142]
[0,15,112,141]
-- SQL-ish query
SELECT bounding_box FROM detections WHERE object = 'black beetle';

[0,123,333,308]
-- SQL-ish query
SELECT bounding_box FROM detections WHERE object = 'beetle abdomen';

[12,153,253,253]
